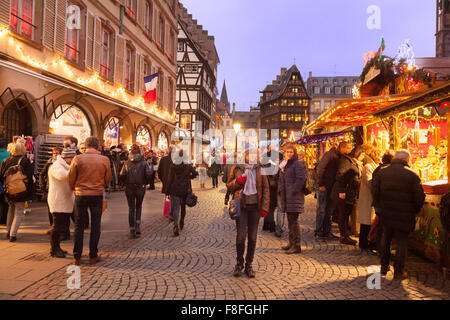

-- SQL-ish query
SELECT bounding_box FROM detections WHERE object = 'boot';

[233,264,244,277]
[173,226,179,237]
[129,228,136,239]
[282,243,292,250]
[135,223,141,236]
[262,220,269,231]
[269,222,276,233]
[245,265,256,278]
[50,248,66,258]
[286,245,302,254]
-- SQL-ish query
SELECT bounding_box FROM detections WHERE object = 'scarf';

[243,164,257,196]
[279,159,288,172]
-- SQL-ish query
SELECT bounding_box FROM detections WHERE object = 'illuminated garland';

[0,26,176,122]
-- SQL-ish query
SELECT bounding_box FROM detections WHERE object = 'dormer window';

[292,75,298,80]
[325,87,331,94]
[292,87,299,93]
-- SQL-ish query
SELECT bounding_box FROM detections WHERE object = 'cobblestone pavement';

[13,186,450,300]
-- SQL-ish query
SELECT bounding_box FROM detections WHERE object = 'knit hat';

[62,147,77,159]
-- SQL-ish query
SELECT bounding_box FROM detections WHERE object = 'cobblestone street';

[8,184,450,300]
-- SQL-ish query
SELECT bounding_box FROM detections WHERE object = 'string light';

[0,24,176,121]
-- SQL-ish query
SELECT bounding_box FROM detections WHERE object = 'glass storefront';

[157,131,169,152]
[49,105,91,143]
[104,117,120,148]
[136,125,152,150]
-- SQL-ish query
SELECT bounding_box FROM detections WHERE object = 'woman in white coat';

[358,148,381,253]
[47,148,77,258]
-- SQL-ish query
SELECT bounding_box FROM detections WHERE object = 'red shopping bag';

[163,197,171,218]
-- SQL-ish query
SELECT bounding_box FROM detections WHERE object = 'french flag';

[144,73,158,103]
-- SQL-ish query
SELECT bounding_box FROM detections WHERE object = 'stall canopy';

[306,94,412,131]
[296,129,353,145]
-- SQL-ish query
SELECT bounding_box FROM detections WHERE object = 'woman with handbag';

[227,146,270,278]
[278,144,306,254]
[0,142,34,242]
[167,150,198,236]
[120,145,152,239]
[331,145,365,246]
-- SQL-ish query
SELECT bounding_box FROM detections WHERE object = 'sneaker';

[394,271,408,281]
[339,237,357,246]
[233,264,244,277]
[245,266,256,278]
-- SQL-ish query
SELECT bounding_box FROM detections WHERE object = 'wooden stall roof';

[306,94,412,131]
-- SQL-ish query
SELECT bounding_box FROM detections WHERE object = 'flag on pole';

[143,72,158,103]
[375,37,385,61]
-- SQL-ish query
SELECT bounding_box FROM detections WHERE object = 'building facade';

[259,65,310,141]
[437,0,450,57]
[306,73,359,121]
[176,2,219,140]
[0,0,178,155]
[215,80,232,131]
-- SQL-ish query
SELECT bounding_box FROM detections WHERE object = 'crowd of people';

[0,135,427,279]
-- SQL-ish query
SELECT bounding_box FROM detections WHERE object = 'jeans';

[380,225,409,274]
[212,176,218,188]
[315,190,334,236]
[235,204,260,267]
[50,212,70,252]
[287,213,301,247]
[199,173,207,185]
[73,195,103,260]
[6,201,25,237]
[335,200,354,238]
[149,172,156,189]
[275,193,285,235]
[171,196,186,228]
[125,186,146,229]
[359,224,371,249]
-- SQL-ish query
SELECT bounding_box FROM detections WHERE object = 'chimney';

[309,71,312,78]
[281,68,287,77]
[276,75,281,82]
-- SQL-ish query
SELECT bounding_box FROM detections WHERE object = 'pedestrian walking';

[223,153,236,205]
[357,147,381,253]
[64,136,81,155]
[263,149,278,233]
[0,138,10,226]
[39,147,63,235]
[208,162,221,188]
[372,150,425,280]
[197,161,208,188]
[120,145,152,239]
[157,145,174,195]
[146,149,157,190]
[227,146,270,278]
[0,142,34,242]
[68,136,112,265]
[167,150,198,236]
[47,148,77,258]
[278,144,306,254]
[315,142,352,240]
[331,145,365,246]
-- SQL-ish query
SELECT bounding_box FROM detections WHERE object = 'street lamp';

[233,123,241,154]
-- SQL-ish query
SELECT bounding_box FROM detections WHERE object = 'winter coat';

[0,155,34,202]
[47,156,74,214]
[317,147,339,190]
[331,154,362,205]
[157,155,173,195]
[357,159,377,225]
[226,164,270,213]
[167,163,198,198]
[39,158,53,198]
[267,171,279,207]
[120,153,152,187]
[372,162,390,210]
[207,163,221,178]
[372,159,425,233]
[0,148,10,165]
[278,159,306,214]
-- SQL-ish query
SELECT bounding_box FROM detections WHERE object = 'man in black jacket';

[372,150,425,280]
[315,142,352,240]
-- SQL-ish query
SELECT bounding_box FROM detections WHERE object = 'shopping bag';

[163,197,171,217]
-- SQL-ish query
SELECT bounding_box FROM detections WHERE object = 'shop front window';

[158,131,168,152]
[104,117,120,149]
[49,105,92,143]
[136,125,151,149]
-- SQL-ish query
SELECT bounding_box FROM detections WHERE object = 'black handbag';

[186,192,198,207]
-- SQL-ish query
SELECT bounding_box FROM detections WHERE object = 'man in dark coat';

[157,146,174,196]
[372,150,425,280]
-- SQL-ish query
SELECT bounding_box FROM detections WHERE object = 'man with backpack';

[0,142,34,242]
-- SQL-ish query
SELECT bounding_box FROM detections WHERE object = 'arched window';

[49,104,92,143]
[157,131,168,151]
[136,125,152,149]
[103,117,120,148]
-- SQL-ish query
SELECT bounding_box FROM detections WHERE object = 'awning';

[296,129,353,145]
[0,59,176,128]
[371,81,450,118]
[306,93,412,131]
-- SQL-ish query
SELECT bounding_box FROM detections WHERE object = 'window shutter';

[115,34,125,85]
[137,0,145,27]
[43,0,56,50]
[85,12,95,70]
[136,53,144,95]
[93,17,102,73]
[54,0,67,55]
[0,0,10,26]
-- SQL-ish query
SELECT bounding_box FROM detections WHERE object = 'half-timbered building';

[176,2,219,140]
[259,65,311,141]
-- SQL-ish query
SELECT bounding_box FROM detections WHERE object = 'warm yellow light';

[233,123,241,133]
